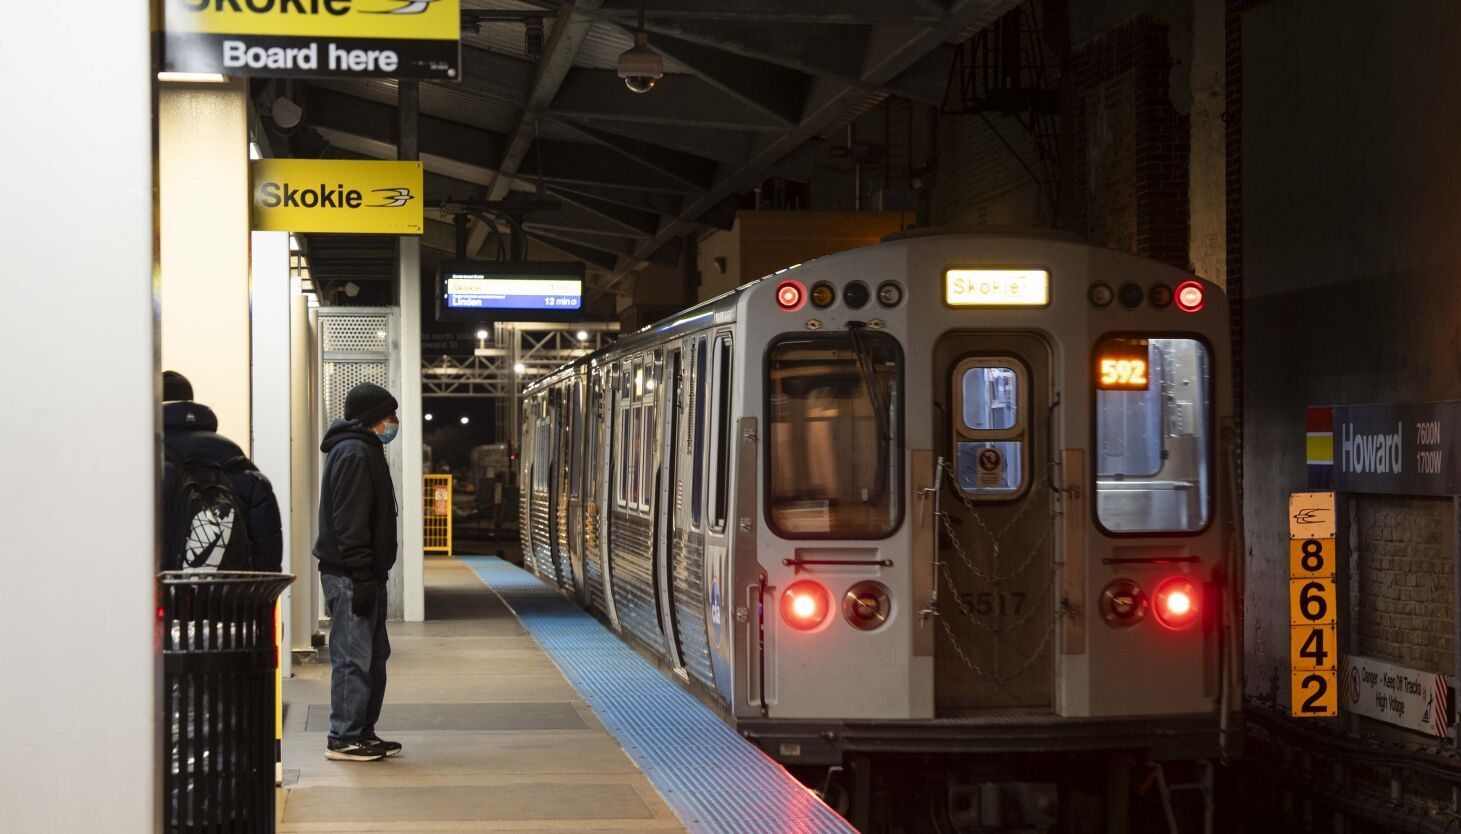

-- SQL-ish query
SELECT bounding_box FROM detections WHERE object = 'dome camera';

[617,31,663,94]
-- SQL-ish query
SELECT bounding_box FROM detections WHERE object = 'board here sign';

[1290,491,1338,718]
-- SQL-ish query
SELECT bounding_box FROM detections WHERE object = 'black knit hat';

[345,382,398,427]
[162,370,193,402]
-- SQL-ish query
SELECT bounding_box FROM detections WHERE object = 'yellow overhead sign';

[163,0,461,79]
[945,269,1050,307]
[251,159,423,235]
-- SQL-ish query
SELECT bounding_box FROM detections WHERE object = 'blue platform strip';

[461,556,857,834]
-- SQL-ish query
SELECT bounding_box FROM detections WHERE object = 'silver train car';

[517,229,1237,829]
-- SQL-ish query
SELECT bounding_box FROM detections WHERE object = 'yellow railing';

[423,474,453,554]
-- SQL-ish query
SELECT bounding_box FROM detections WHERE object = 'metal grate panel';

[462,557,857,834]
[321,315,391,354]
[322,361,389,423]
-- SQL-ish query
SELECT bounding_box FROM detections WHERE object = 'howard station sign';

[1330,401,1461,495]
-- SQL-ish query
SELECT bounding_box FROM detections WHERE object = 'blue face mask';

[377,421,400,445]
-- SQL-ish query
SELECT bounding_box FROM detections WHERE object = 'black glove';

[351,572,378,618]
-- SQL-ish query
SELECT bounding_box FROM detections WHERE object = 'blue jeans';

[321,573,390,744]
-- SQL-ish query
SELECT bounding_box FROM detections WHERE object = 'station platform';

[278,554,855,834]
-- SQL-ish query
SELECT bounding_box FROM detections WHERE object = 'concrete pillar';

[0,4,157,831]
[159,78,252,444]
[290,294,319,657]
[251,231,292,673]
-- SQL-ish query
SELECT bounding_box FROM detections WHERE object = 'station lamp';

[460,416,470,425]
[424,413,433,422]
[514,362,527,375]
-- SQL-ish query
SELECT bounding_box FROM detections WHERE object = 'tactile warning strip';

[462,557,857,834]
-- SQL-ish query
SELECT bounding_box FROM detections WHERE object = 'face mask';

[377,421,400,445]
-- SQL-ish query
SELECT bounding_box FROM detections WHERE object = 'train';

[516,229,1237,832]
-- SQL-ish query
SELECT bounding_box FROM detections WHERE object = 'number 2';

[1299,674,1328,713]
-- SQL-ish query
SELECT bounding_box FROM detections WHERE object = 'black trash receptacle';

[161,571,294,834]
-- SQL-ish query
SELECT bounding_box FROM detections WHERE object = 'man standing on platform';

[314,381,404,762]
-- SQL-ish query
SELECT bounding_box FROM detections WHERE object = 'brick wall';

[932,111,1045,227]
[1071,16,1190,267]
[1354,496,1455,676]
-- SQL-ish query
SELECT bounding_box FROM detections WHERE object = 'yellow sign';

[1289,490,1338,718]
[1289,537,1335,578]
[251,159,423,234]
[945,269,1050,307]
[163,0,461,79]
[1293,670,1338,717]
[1288,490,1336,540]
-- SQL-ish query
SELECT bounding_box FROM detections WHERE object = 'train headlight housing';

[1100,578,1147,628]
[1149,283,1173,309]
[810,282,836,309]
[1154,577,1200,629]
[776,280,807,312]
[1089,282,1114,308]
[842,581,891,630]
[782,581,831,630]
[876,281,903,308]
[843,281,870,310]
[1175,280,1205,313]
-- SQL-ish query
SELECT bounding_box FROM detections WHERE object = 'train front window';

[952,359,1027,498]
[767,333,901,538]
[1095,336,1211,533]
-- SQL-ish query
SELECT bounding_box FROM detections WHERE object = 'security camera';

[617,31,663,94]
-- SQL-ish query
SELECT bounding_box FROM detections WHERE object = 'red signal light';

[1154,577,1200,629]
[1174,280,1205,313]
[781,581,830,630]
[776,280,806,312]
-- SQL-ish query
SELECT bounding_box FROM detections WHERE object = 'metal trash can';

[161,571,294,834]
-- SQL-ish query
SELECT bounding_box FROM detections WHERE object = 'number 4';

[1299,628,1328,666]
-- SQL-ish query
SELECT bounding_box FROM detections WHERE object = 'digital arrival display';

[436,260,588,323]
[445,275,584,311]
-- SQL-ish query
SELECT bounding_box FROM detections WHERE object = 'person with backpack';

[162,371,283,573]
[314,381,402,763]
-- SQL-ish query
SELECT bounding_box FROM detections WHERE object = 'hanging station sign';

[162,0,461,80]
[251,159,423,234]
[1329,401,1461,496]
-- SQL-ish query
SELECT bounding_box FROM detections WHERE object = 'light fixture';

[460,416,470,425]
[1175,281,1206,313]
[157,72,228,84]
[781,581,831,631]
[424,413,434,421]
[576,330,589,341]
[1154,577,1200,629]
[271,96,303,129]
[617,4,664,94]
[776,280,806,312]
[514,362,527,374]
[476,329,489,341]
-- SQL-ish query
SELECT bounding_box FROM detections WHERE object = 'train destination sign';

[250,159,423,234]
[162,0,461,80]
[945,269,1050,307]
[436,260,587,323]
[1329,401,1461,495]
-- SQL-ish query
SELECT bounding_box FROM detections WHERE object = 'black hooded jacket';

[162,401,284,572]
[314,419,398,580]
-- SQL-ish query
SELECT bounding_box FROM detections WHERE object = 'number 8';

[1301,539,1324,572]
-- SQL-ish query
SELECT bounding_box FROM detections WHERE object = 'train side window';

[952,359,1027,498]
[710,334,733,532]
[691,336,708,528]
[568,382,582,498]
[630,403,642,508]
[1095,336,1211,534]
[642,400,657,512]
[617,365,631,507]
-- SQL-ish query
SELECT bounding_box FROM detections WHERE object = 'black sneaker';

[325,739,386,762]
[363,733,402,758]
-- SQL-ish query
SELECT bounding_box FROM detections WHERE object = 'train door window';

[952,359,1028,498]
[709,334,734,532]
[1095,336,1211,533]
[618,364,631,508]
[691,336,708,528]
[766,332,902,538]
[568,382,583,498]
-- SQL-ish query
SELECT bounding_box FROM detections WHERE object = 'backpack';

[163,452,255,572]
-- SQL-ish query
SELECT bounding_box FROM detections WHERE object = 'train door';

[563,378,585,601]
[656,346,688,675]
[931,332,1056,713]
[597,365,621,628]
[545,389,566,587]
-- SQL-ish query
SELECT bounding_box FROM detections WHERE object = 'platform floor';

[277,555,688,833]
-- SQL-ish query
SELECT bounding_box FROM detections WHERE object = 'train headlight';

[1149,283,1173,309]
[1175,280,1205,313]
[1154,577,1200,629]
[1089,282,1114,308]
[876,281,903,308]
[1118,282,1144,309]
[810,282,836,309]
[843,281,870,310]
[782,581,831,630]
[1100,578,1147,628]
[842,581,891,630]
[776,280,807,312]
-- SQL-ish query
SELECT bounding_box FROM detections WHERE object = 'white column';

[0,5,157,832]
[251,231,293,675]
[290,295,319,656]
[400,238,427,621]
